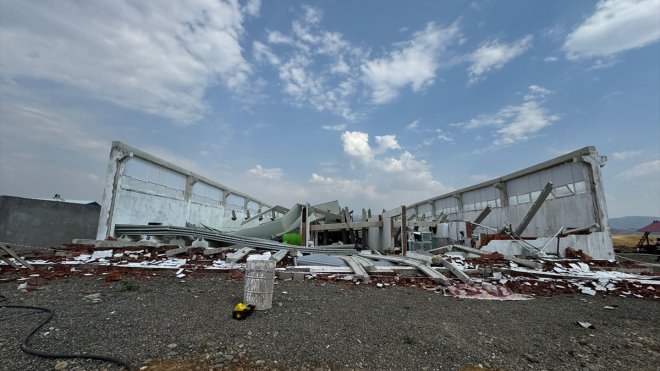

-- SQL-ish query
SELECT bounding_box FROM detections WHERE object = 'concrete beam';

[352,256,377,272]
[361,254,451,285]
[514,182,553,236]
[310,221,382,231]
[339,256,370,283]
[473,206,492,225]
[394,220,437,228]
[226,247,254,264]
[270,249,288,263]
[437,257,473,284]
[165,246,191,256]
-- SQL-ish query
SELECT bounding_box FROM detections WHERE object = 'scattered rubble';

[2,242,657,300]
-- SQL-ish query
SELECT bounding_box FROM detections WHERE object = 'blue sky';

[1,0,658,217]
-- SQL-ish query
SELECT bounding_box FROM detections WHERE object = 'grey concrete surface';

[0,196,100,248]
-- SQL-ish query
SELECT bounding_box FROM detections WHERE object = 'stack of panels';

[114,225,358,255]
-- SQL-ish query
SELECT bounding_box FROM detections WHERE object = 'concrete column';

[495,181,508,207]
[580,154,610,233]
[96,146,132,239]
[453,193,463,221]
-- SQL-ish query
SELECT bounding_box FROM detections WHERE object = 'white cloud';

[253,41,281,65]
[261,10,462,117]
[0,1,257,124]
[243,0,261,17]
[612,150,644,160]
[322,124,347,131]
[468,35,533,84]
[247,165,283,180]
[362,22,460,104]
[374,135,401,153]
[436,129,453,143]
[338,130,453,206]
[564,0,660,59]
[543,56,559,62]
[308,173,383,204]
[330,57,351,74]
[617,160,660,179]
[528,85,552,95]
[341,131,373,161]
[525,85,554,100]
[587,58,619,70]
[267,30,295,45]
[452,85,559,148]
[262,7,360,120]
[310,173,334,184]
[406,120,420,130]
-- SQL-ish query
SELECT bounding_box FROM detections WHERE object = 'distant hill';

[609,216,659,233]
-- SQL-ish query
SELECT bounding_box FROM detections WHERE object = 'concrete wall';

[404,147,614,259]
[97,142,277,239]
[0,196,100,248]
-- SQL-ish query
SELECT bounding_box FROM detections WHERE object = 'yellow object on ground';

[232,302,255,320]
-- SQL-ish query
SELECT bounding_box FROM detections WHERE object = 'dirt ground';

[1,274,658,371]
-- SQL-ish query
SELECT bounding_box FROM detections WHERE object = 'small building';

[0,195,100,248]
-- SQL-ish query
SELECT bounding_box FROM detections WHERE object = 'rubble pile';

[2,243,658,300]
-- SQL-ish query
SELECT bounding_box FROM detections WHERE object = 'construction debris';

[2,241,658,300]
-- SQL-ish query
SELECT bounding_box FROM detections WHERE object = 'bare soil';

[1,274,659,371]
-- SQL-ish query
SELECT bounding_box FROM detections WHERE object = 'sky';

[0,0,659,218]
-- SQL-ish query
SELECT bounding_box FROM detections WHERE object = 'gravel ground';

[0,274,658,371]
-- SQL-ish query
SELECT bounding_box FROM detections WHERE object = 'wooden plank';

[437,257,473,284]
[0,243,34,270]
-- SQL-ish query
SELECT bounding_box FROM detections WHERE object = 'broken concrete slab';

[226,247,254,264]
[361,254,451,285]
[270,249,289,263]
[339,256,370,283]
[165,246,191,257]
[437,257,473,284]
[452,244,542,269]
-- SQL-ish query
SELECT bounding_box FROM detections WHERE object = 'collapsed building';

[3,141,657,301]
[95,142,613,259]
[398,146,614,260]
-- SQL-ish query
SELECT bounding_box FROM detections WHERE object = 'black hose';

[0,294,133,371]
